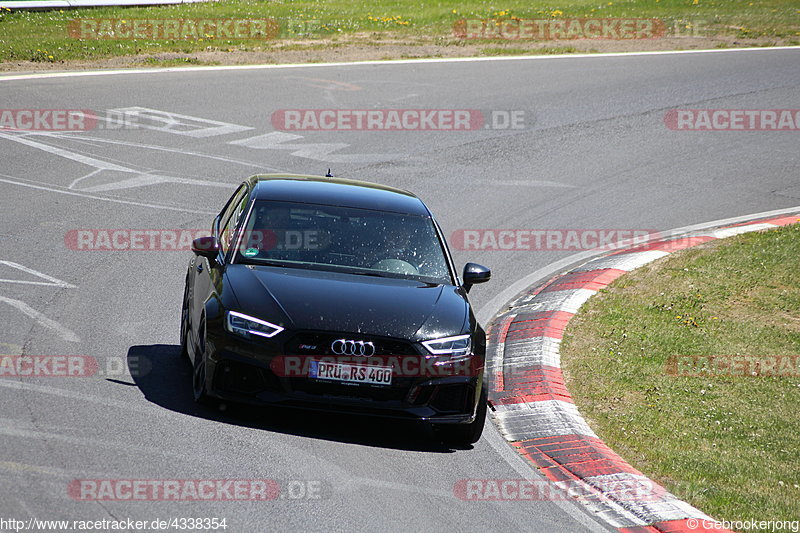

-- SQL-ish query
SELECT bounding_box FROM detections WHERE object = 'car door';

[189,183,250,349]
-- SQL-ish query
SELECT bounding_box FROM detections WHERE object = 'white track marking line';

[68,168,103,190]
[230,131,405,163]
[79,173,232,193]
[40,132,285,171]
[0,131,132,172]
[0,296,80,343]
[1,46,798,83]
[0,260,76,288]
[0,132,231,192]
[106,106,254,138]
[0,280,75,288]
[0,174,215,215]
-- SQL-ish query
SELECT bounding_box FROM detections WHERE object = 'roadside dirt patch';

[0,33,789,72]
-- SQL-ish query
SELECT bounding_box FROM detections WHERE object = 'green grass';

[560,222,800,523]
[0,0,798,64]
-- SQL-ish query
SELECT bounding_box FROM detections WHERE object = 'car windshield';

[232,200,453,284]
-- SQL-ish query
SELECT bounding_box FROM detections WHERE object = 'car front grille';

[284,332,419,356]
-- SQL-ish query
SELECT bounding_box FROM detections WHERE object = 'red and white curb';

[485,213,800,532]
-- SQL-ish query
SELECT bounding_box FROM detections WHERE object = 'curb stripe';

[505,310,574,340]
[758,215,800,226]
[539,268,627,293]
[707,222,777,239]
[613,236,716,255]
[515,288,597,314]
[571,250,670,273]
[486,213,800,532]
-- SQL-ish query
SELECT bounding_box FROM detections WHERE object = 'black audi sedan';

[180,174,491,444]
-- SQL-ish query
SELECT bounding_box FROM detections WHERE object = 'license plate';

[309,360,392,386]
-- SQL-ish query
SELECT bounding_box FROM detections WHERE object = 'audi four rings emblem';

[331,339,376,356]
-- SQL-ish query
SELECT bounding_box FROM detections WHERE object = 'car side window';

[218,185,249,254]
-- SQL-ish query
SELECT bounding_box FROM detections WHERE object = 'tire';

[436,386,487,446]
[192,319,214,406]
[179,274,190,361]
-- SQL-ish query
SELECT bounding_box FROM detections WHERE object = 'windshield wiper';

[240,258,296,268]
[339,269,393,277]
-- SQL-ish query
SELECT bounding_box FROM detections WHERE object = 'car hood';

[226,264,469,341]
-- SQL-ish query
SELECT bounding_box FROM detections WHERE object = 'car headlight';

[226,311,284,339]
[421,334,471,356]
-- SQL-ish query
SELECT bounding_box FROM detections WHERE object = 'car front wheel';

[180,278,190,361]
[192,319,213,406]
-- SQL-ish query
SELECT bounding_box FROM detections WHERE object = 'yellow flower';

[452,9,457,14]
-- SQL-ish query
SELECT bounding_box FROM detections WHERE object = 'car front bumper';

[202,333,484,424]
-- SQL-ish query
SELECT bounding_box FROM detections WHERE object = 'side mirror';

[462,262,491,292]
[192,236,221,261]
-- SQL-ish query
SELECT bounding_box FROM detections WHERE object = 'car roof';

[246,174,431,216]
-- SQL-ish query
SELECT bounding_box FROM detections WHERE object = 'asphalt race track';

[1,48,799,532]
